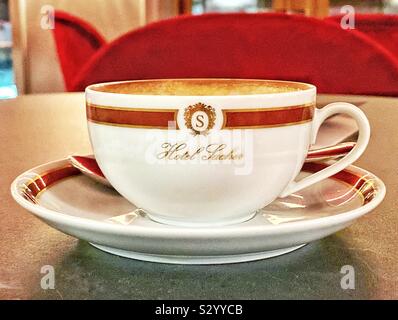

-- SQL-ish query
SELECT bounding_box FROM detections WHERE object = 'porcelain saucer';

[11,159,385,264]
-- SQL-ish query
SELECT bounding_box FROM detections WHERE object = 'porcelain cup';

[86,79,370,227]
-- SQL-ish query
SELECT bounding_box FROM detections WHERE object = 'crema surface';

[92,79,310,96]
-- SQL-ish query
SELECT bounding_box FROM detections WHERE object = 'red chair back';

[70,13,398,96]
[326,14,398,61]
[53,10,107,91]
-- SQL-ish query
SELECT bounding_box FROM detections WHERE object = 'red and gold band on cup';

[86,102,315,130]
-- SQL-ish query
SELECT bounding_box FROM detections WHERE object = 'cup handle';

[279,102,370,198]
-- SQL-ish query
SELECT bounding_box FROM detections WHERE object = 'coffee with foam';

[93,79,308,96]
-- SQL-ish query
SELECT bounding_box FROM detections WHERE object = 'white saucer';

[11,159,385,264]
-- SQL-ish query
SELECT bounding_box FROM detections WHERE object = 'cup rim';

[86,78,316,99]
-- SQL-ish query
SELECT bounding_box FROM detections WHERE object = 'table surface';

[0,93,397,300]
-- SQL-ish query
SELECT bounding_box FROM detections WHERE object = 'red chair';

[56,13,398,96]
[326,14,398,61]
[53,10,107,91]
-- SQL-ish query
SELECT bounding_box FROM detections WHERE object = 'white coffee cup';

[86,79,370,227]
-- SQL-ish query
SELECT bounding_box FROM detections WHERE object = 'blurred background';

[0,0,14,98]
[1,0,398,99]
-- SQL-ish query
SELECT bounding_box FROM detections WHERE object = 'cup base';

[146,211,258,228]
[90,243,307,265]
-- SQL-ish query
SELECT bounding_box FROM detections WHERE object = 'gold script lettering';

[157,143,204,160]
[202,144,243,161]
[157,143,243,161]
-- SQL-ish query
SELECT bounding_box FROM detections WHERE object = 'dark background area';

[0,0,9,21]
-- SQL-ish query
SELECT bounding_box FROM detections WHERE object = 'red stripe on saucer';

[21,161,375,205]
[22,165,80,202]
[302,162,376,203]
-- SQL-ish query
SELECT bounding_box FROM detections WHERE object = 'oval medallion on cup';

[183,103,216,135]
